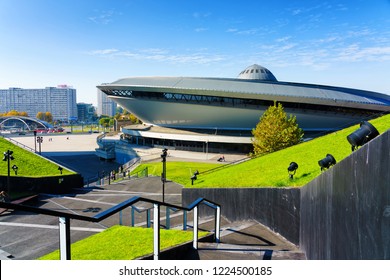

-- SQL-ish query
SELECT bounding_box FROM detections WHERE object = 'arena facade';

[97,64,390,153]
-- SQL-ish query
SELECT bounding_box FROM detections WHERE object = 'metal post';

[193,206,198,249]
[34,131,37,153]
[131,207,135,227]
[147,209,151,228]
[216,206,221,243]
[166,207,170,229]
[161,148,167,202]
[183,210,187,230]
[119,210,123,225]
[153,203,160,260]
[59,217,71,260]
[6,151,10,196]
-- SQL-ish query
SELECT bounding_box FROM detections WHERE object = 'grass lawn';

[39,225,209,260]
[132,114,390,188]
[0,137,74,176]
[132,161,222,186]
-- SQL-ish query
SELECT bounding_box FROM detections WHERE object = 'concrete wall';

[0,174,83,196]
[183,129,390,259]
[182,187,301,245]
[300,130,390,259]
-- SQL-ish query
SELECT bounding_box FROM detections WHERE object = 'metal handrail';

[0,196,220,260]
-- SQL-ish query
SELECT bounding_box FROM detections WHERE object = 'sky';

[1,0,390,106]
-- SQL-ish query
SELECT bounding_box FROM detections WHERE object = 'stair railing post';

[216,206,221,243]
[147,208,151,228]
[193,205,198,249]
[59,216,71,260]
[131,207,135,226]
[153,203,160,260]
[183,210,187,230]
[166,207,170,229]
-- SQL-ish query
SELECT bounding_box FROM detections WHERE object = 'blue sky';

[1,0,390,105]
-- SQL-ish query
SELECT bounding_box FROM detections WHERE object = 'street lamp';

[161,148,168,202]
[34,130,37,153]
[3,150,15,198]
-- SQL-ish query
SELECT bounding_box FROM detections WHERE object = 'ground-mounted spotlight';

[287,162,298,179]
[12,164,18,175]
[347,121,379,152]
[191,170,199,185]
[318,154,336,171]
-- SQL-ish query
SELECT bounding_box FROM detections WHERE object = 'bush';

[252,102,303,155]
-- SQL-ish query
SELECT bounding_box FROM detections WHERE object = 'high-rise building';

[97,88,117,117]
[0,85,77,121]
[77,103,96,122]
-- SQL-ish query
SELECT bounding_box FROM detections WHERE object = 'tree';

[252,102,303,156]
[36,112,44,120]
[99,117,111,128]
[2,110,29,117]
[44,112,53,123]
[36,111,53,122]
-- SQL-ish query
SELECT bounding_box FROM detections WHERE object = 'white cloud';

[226,28,238,33]
[89,49,119,55]
[88,47,226,65]
[88,10,115,25]
[195,27,208,32]
[276,36,292,43]
[335,45,390,62]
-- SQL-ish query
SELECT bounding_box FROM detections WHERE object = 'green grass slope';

[39,225,208,260]
[134,114,390,188]
[0,137,74,176]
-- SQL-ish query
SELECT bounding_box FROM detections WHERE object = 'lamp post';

[161,148,168,202]
[3,150,15,198]
[34,130,37,153]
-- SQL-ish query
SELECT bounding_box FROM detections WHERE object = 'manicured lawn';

[39,225,209,260]
[0,137,74,176]
[132,161,222,186]
[133,114,390,188]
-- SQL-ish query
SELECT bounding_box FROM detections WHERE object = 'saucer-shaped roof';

[237,64,277,81]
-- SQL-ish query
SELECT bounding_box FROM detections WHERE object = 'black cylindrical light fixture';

[318,154,336,171]
[287,162,298,179]
[347,121,379,151]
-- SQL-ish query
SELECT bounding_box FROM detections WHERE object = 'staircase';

[181,218,306,260]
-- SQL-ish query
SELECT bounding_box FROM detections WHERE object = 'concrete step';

[194,220,306,260]
[197,242,306,260]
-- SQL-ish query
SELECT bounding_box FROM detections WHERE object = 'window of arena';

[102,89,374,116]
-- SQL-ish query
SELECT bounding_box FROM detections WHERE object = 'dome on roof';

[237,64,277,81]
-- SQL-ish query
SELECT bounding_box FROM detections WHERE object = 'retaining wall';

[183,129,390,259]
[300,130,390,259]
[0,174,83,195]
[182,187,301,245]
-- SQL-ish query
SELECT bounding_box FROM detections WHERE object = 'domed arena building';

[97,64,390,153]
